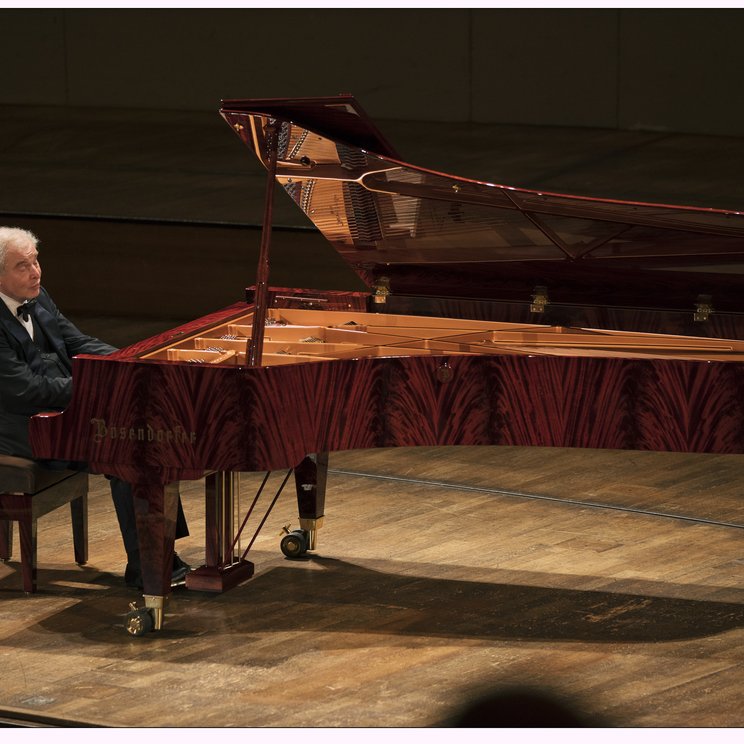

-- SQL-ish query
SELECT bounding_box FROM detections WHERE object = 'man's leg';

[109,477,140,556]
[108,477,140,586]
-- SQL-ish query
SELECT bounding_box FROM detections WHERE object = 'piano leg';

[291,452,328,553]
[129,481,179,632]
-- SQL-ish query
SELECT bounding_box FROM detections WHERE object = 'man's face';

[0,240,42,303]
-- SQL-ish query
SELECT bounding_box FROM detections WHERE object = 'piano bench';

[0,455,88,594]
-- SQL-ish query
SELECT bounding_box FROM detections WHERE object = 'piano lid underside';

[221,106,744,315]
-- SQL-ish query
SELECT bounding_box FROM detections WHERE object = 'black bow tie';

[17,299,37,321]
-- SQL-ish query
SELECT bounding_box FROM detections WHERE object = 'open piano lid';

[220,96,744,326]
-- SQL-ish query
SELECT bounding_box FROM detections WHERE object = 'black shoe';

[171,553,191,585]
[124,553,192,590]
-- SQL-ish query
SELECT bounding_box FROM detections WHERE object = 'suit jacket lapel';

[33,301,72,373]
[0,306,45,375]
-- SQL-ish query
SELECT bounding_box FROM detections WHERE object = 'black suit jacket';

[0,287,116,458]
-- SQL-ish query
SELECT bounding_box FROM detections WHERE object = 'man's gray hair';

[0,227,39,272]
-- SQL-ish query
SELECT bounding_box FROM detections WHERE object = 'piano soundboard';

[148,308,744,365]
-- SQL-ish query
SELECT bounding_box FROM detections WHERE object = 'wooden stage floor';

[1,445,743,727]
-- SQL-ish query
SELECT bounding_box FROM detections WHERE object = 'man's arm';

[0,332,71,415]
[40,290,118,357]
[59,315,118,357]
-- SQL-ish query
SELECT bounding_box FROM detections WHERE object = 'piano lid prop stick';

[247,118,280,367]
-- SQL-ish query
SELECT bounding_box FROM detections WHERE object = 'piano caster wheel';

[125,606,155,637]
[280,529,309,559]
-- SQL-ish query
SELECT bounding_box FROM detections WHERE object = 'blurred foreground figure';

[450,685,600,727]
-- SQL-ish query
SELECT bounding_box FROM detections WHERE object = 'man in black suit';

[0,225,190,588]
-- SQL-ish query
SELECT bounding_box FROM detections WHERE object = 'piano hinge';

[273,295,328,311]
[530,286,549,314]
[694,294,714,322]
[373,277,391,305]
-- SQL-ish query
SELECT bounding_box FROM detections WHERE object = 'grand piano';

[29,96,744,635]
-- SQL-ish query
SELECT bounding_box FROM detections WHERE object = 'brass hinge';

[694,294,713,322]
[373,277,391,305]
[530,285,549,314]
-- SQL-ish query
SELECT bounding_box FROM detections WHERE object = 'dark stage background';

[3,8,744,136]
[1,7,743,328]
